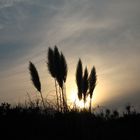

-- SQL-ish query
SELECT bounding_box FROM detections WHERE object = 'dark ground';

[0,103,140,140]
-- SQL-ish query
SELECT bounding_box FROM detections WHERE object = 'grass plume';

[29,61,45,109]
[76,59,83,100]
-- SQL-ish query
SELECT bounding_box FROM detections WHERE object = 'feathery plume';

[89,66,97,98]
[29,62,41,93]
[76,59,83,100]
[47,47,55,78]
[88,66,97,112]
[29,62,45,108]
[82,67,88,103]
[60,52,68,83]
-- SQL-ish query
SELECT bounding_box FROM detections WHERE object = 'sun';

[68,88,90,109]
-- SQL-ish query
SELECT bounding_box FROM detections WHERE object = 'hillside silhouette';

[0,102,139,140]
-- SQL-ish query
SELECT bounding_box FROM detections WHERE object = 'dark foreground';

[0,103,140,140]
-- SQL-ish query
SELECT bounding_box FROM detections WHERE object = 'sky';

[0,0,140,110]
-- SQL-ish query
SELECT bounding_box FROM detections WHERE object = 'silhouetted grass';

[0,102,139,140]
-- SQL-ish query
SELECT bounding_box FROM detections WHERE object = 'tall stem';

[63,83,67,110]
[89,98,92,113]
[84,101,86,110]
[61,86,67,112]
[59,87,63,112]
[40,92,45,109]
[84,96,86,110]
[55,79,59,110]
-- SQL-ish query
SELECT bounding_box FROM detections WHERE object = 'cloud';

[0,0,140,107]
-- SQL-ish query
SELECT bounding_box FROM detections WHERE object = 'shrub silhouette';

[105,109,111,119]
[112,110,119,119]
[0,102,139,140]
[29,62,45,108]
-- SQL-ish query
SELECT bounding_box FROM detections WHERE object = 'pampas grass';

[88,66,97,112]
[29,61,45,109]
[82,67,88,106]
[76,59,83,100]
[47,46,68,111]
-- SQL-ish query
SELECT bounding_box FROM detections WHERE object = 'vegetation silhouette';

[76,59,83,100]
[76,59,97,112]
[82,67,88,106]
[29,47,97,112]
[0,102,139,140]
[1,46,139,140]
[47,47,59,110]
[29,62,45,108]
[88,66,97,112]
[47,46,68,112]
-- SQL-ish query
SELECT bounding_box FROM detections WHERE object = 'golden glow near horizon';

[66,72,115,109]
[69,88,84,108]
[0,57,128,109]
[68,87,92,109]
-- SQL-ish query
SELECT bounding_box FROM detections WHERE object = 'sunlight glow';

[69,88,91,109]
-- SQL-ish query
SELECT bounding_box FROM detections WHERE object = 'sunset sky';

[0,0,140,110]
